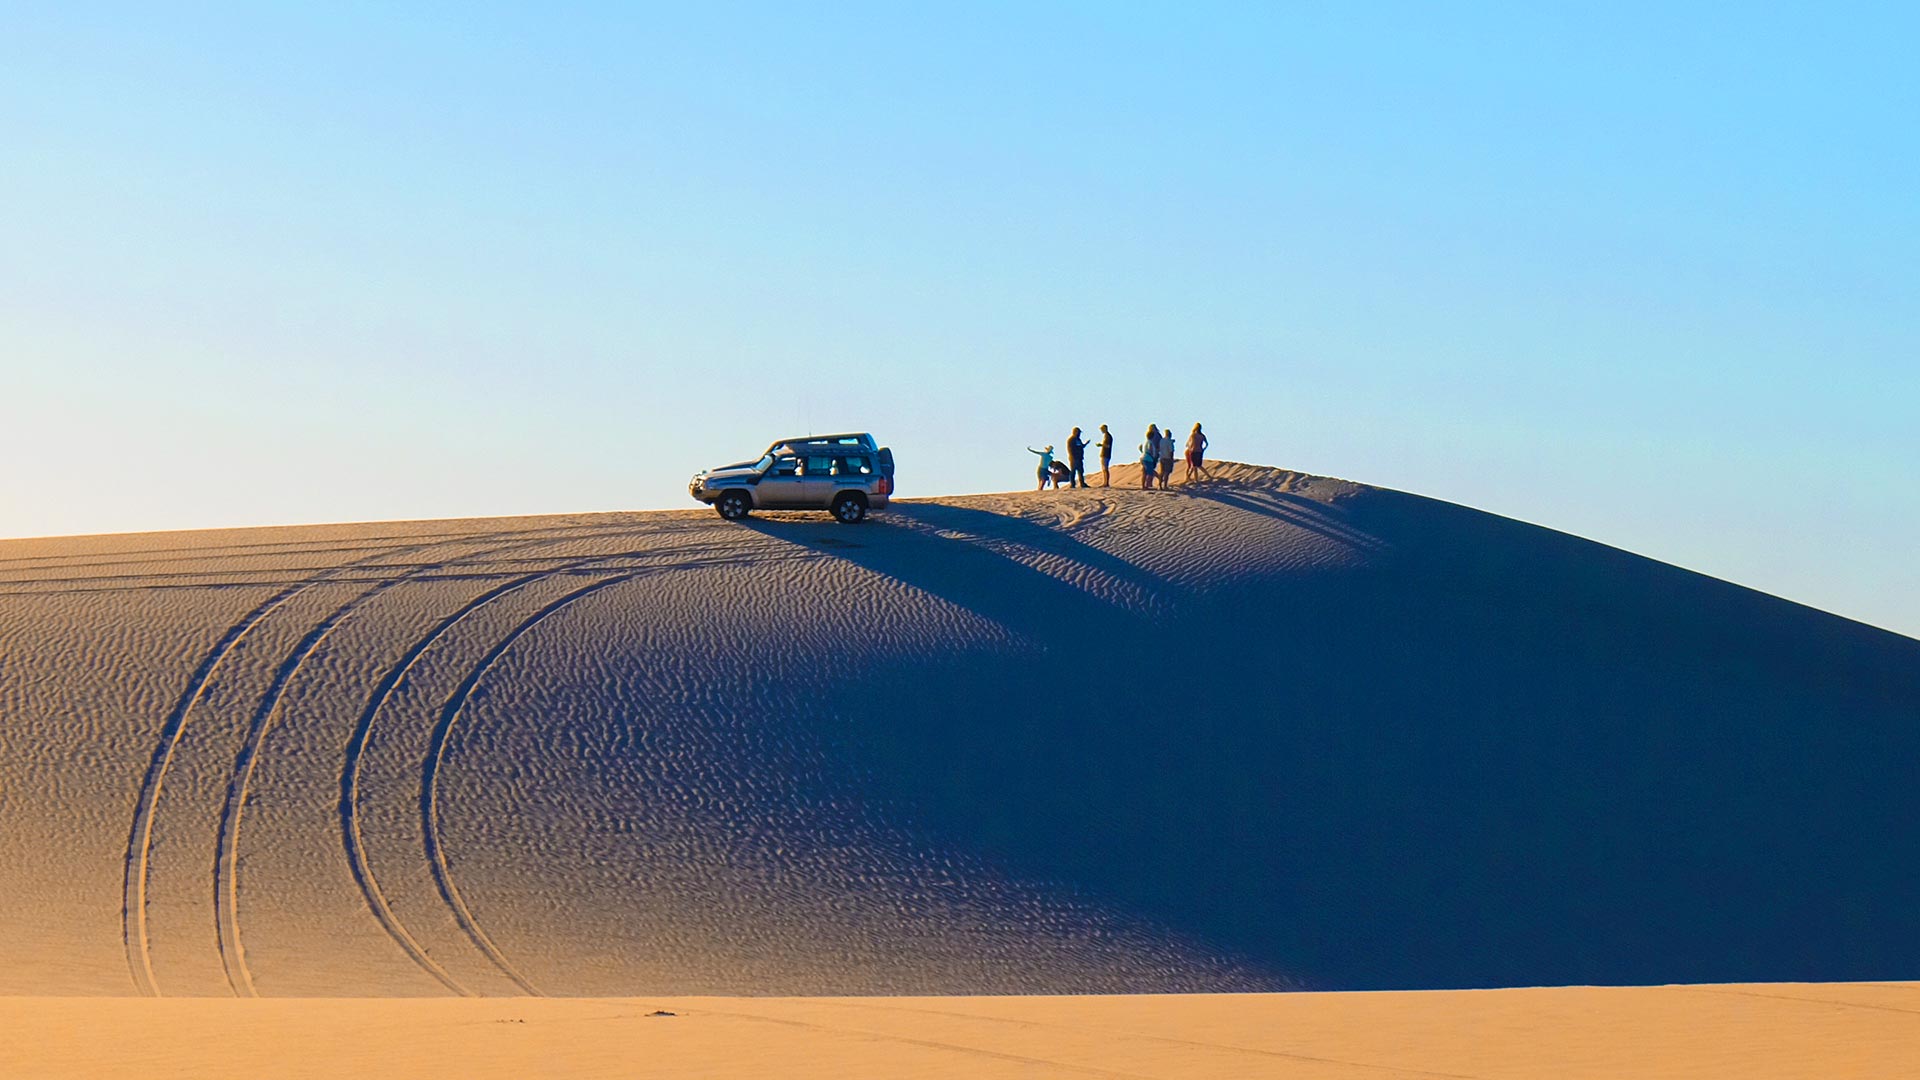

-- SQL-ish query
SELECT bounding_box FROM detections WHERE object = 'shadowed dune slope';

[0,463,1914,996]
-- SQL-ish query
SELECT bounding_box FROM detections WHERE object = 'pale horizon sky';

[3,5,1915,638]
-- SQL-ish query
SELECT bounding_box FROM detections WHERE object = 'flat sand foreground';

[5,984,1916,1079]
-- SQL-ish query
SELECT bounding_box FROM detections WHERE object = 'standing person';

[1157,423,1176,488]
[1139,425,1159,490]
[1185,423,1211,482]
[1028,444,1056,490]
[1097,424,1114,487]
[1066,427,1090,489]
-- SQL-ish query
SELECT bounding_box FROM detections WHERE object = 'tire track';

[212,524,760,996]
[213,572,419,995]
[207,526,653,996]
[339,569,586,996]
[120,516,762,997]
[417,573,643,997]
[121,584,305,996]
[1,551,744,590]
[120,533,490,997]
[2,521,747,590]
[349,540,812,995]
[0,528,542,568]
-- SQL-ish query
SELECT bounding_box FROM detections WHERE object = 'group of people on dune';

[1028,423,1211,491]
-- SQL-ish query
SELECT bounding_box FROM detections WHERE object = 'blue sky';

[2,4,1915,636]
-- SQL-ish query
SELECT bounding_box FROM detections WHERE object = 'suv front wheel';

[830,492,868,524]
[715,490,752,520]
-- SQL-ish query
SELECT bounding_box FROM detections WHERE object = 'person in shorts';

[1139,426,1160,489]
[1028,444,1056,490]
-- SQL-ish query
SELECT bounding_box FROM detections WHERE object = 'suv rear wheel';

[715,490,752,520]
[830,492,868,524]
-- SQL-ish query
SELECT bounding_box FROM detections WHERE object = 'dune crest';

[1,464,1914,996]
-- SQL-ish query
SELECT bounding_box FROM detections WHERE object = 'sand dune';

[1,463,1915,999]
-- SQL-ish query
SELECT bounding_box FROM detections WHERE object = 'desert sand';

[2,462,1915,1074]
[4,983,1918,1078]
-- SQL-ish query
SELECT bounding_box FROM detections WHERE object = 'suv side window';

[834,456,872,476]
[805,456,833,475]
[771,456,800,477]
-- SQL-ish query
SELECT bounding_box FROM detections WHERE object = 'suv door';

[758,454,805,507]
[794,455,836,507]
[831,453,875,499]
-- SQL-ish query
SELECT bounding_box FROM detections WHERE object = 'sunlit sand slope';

[1,464,1914,995]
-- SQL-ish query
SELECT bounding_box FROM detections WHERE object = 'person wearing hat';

[1027,444,1057,490]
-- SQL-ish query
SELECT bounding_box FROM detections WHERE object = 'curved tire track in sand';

[210,527,650,996]
[419,573,642,997]
[121,533,488,996]
[340,568,593,996]
[350,542,809,995]
[213,574,414,995]
[121,584,307,996]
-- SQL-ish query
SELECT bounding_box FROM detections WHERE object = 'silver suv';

[690,433,896,523]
